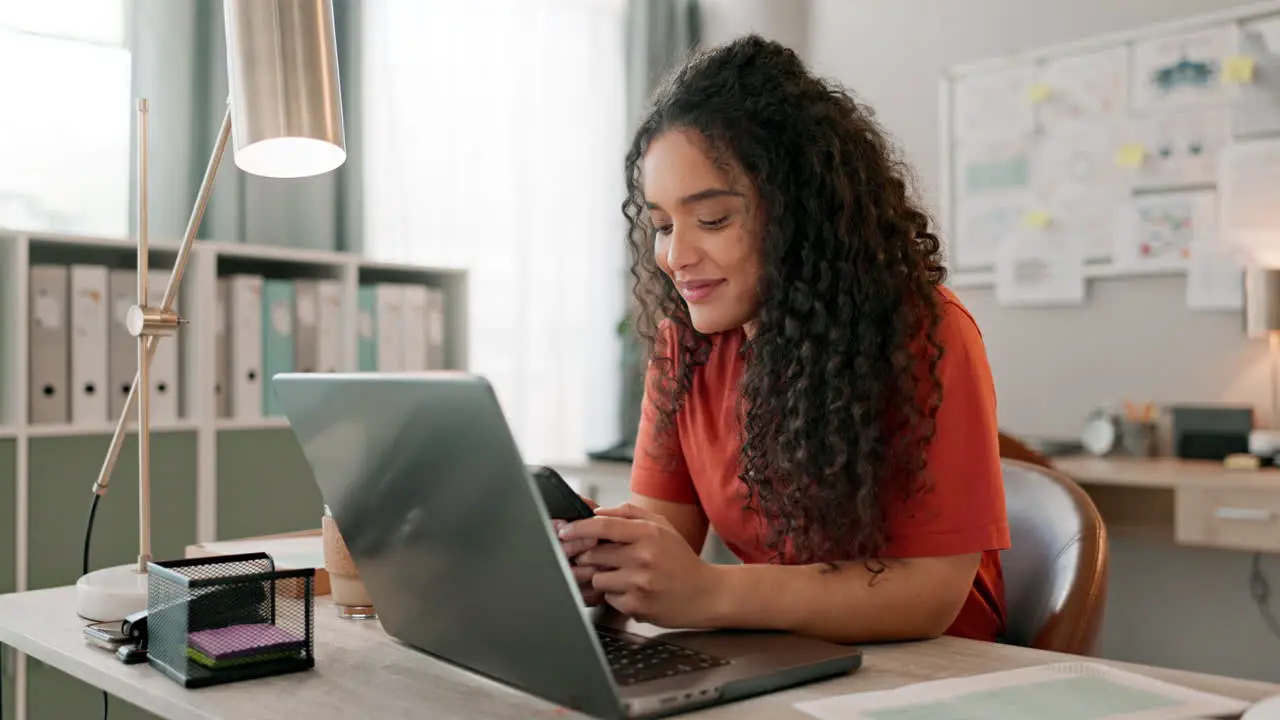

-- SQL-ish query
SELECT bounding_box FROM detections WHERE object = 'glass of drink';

[322,506,377,619]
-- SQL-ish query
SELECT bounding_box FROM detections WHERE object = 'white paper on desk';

[1218,138,1280,264]
[195,537,323,569]
[794,662,1249,720]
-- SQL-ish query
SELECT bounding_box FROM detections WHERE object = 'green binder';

[357,284,378,371]
[262,279,296,416]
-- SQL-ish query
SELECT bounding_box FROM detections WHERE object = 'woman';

[557,35,1009,645]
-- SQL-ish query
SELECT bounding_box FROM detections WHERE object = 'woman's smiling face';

[642,128,763,335]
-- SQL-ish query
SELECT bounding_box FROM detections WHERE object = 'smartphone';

[83,621,131,651]
[527,465,595,521]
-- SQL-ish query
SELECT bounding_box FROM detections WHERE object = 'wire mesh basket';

[146,552,315,688]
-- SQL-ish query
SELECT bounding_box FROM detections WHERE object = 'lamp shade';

[223,0,347,179]
[1245,267,1280,339]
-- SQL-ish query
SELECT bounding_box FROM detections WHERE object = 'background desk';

[559,457,1280,555]
[1053,456,1280,553]
[0,585,1277,719]
[558,457,1280,684]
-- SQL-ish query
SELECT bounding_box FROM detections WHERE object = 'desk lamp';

[75,0,347,622]
[1246,267,1280,460]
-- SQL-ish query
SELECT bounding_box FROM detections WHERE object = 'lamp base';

[75,564,148,623]
[1249,429,1280,459]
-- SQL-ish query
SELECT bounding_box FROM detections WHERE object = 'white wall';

[699,0,809,55]
[803,0,1275,440]
[701,0,1280,683]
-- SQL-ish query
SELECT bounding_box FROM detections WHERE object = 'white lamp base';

[1250,429,1280,459]
[75,564,148,623]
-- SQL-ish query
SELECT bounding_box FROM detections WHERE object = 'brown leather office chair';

[998,457,1109,655]
[998,430,1053,469]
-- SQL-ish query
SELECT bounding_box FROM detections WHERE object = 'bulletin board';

[940,1,1280,309]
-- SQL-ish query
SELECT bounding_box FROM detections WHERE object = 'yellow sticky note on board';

[1027,83,1051,103]
[1223,55,1256,84]
[1115,143,1146,168]
[1023,210,1051,229]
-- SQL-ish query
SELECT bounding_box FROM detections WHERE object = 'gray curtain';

[129,0,362,252]
[614,0,701,451]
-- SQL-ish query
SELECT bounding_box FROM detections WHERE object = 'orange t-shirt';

[630,286,1010,642]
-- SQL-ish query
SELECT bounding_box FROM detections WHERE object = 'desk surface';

[1052,455,1280,490]
[0,586,1277,719]
[561,456,1280,491]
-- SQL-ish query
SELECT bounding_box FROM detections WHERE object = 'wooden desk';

[0,585,1276,719]
[1054,455,1280,553]
[1055,456,1280,491]
[559,455,1280,554]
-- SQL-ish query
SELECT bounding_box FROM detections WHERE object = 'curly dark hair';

[622,35,948,566]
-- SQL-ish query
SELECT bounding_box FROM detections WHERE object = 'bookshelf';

[0,229,468,720]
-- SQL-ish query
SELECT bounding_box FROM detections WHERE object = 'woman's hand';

[558,503,724,628]
[553,496,602,606]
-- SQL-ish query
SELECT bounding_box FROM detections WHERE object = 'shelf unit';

[0,229,468,720]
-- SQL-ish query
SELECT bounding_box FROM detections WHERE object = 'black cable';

[83,495,109,720]
[1250,552,1280,640]
[83,495,100,578]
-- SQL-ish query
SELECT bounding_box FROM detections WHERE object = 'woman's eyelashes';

[652,215,731,237]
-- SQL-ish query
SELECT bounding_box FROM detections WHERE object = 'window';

[0,0,131,237]
[363,0,628,465]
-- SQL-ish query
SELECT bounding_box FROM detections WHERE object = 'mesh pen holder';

[146,552,315,688]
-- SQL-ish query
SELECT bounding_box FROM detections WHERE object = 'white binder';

[401,284,429,371]
[294,279,319,373]
[316,279,343,374]
[28,264,70,424]
[147,269,180,422]
[107,269,137,422]
[375,283,404,372]
[215,278,231,417]
[69,264,110,425]
[425,286,447,370]
[227,274,264,419]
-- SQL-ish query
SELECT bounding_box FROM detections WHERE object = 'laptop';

[272,372,862,719]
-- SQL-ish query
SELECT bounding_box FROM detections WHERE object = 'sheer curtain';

[362,0,628,465]
[0,0,131,237]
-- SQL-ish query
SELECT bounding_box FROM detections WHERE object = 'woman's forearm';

[704,554,979,645]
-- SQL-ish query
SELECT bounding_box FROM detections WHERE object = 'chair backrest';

[998,430,1053,469]
[999,457,1109,655]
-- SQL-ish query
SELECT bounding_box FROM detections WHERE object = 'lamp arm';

[90,104,234,505]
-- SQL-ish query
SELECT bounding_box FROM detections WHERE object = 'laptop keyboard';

[595,627,729,686]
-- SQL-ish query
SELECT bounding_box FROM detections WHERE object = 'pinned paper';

[1223,55,1256,84]
[1114,143,1146,168]
[1027,83,1051,103]
[1023,209,1051,229]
